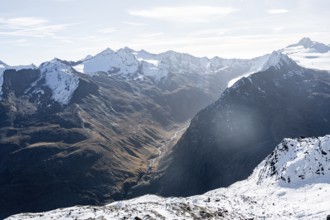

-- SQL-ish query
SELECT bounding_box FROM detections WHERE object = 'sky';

[0,0,329,65]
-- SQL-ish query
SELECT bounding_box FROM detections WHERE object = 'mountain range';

[1,37,330,218]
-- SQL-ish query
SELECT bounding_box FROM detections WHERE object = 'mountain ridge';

[137,53,330,198]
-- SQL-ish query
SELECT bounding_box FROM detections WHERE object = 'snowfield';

[40,59,79,105]
[7,135,330,220]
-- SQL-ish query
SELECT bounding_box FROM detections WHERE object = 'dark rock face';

[144,63,330,197]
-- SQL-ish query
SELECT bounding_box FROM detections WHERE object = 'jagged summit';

[118,46,135,54]
[281,37,330,70]
[227,51,296,87]
[288,37,330,53]
[298,37,314,47]
[40,58,75,73]
[80,46,139,75]
[93,48,115,58]
[262,51,293,70]
[92,47,136,59]
[75,47,213,79]
[40,59,79,105]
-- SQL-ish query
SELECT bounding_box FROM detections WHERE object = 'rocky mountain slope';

[0,48,270,218]
[138,51,330,198]
[7,135,330,220]
[0,61,36,97]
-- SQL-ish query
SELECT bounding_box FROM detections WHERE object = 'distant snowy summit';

[0,37,329,105]
[227,50,294,87]
[7,135,330,220]
[281,37,330,70]
[72,46,233,79]
[288,37,330,53]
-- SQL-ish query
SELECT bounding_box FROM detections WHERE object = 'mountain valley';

[1,38,330,219]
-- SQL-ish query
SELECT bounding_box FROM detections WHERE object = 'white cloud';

[0,17,75,38]
[122,21,147,26]
[128,6,238,23]
[267,9,289,14]
[16,39,28,43]
[99,27,117,34]
[139,32,164,38]
[0,24,69,37]
[53,0,77,2]
[5,17,47,27]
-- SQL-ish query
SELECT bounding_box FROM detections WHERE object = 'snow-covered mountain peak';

[81,47,139,75]
[118,46,135,54]
[98,48,115,56]
[134,49,158,61]
[281,38,330,70]
[40,59,79,105]
[227,51,295,87]
[83,55,93,60]
[295,37,330,53]
[287,37,330,54]
[262,51,292,70]
[254,135,330,187]
[40,59,74,73]
[298,37,314,48]
[116,47,138,61]
[159,50,197,61]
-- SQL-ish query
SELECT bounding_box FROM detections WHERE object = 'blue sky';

[0,0,329,65]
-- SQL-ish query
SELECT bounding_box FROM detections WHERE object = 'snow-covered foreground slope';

[8,135,330,220]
